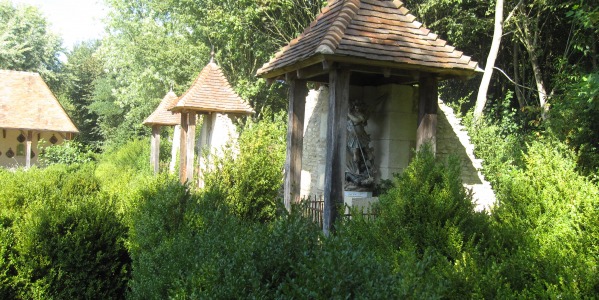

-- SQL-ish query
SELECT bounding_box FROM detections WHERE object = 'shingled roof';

[171,61,254,115]
[0,70,78,133]
[256,0,480,79]
[143,91,181,126]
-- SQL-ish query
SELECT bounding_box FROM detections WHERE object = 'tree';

[94,0,326,146]
[0,1,62,89]
[58,41,104,147]
[474,0,507,119]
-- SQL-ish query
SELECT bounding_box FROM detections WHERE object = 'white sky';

[9,0,108,50]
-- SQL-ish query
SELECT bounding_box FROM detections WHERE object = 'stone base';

[343,191,378,215]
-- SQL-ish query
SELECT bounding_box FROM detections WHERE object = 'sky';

[9,0,108,50]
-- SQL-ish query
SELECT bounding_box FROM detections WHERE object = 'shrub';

[0,164,131,299]
[38,140,96,166]
[11,196,130,299]
[487,140,599,297]
[203,115,286,222]
[376,146,487,261]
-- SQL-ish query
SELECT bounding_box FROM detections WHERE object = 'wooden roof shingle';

[171,62,254,115]
[257,0,481,79]
[0,70,79,133]
[143,91,180,126]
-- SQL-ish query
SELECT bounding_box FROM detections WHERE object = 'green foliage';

[127,185,399,299]
[550,71,599,175]
[0,164,131,299]
[486,140,599,297]
[91,0,326,146]
[38,140,96,166]
[0,0,63,88]
[203,115,286,222]
[377,147,487,261]
[467,110,527,186]
[58,41,105,147]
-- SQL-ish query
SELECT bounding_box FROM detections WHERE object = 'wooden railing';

[299,195,378,227]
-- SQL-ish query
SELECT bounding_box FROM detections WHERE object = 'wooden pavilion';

[0,70,78,168]
[171,58,254,185]
[143,90,180,174]
[256,0,481,233]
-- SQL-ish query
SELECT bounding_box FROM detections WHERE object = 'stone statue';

[345,100,375,191]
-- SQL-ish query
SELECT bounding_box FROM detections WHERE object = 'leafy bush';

[0,164,131,299]
[486,140,599,297]
[38,140,96,166]
[128,186,399,299]
[549,71,599,176]
[203,115,286,222]
[376,146,488,261]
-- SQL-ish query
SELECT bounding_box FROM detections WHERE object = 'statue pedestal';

[343,191,378,215]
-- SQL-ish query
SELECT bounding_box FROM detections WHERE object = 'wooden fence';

[299,195,378,228]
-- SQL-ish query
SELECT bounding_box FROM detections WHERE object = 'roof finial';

[169,82,174,93]
[210,45,215,63]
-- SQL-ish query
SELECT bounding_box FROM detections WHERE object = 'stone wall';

[299,84,496,211]
[436,101,496,211]
[300,84,418,198]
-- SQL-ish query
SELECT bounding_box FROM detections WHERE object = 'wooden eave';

[263,54,479,86]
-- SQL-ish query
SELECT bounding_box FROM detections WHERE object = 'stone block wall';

[299,83,496,211]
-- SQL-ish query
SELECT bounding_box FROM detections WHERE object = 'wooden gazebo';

[171,58,254,185]
[256,0,480,233]
[0,70,78,168]
[143,90,180,174]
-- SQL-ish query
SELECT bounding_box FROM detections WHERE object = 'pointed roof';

[171,62,254,115]
[256,0,481,79]
[143,91,181,126]
[0,70,79,133]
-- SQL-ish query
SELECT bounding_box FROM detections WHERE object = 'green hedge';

[0,164,131,299]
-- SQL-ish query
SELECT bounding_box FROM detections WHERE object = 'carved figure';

[345,100,375,190]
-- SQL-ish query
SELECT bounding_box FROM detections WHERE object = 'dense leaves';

[203,113,287,222]
[0,1,62,88]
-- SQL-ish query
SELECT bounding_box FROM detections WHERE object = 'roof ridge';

[315,0,361,54]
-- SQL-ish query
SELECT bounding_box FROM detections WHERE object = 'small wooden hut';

[143,91,180,174]
[256,0,481,233]
[0,70,78,168]
[171,58,254,185]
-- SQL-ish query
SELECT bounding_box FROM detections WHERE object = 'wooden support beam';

[416,74,438,153]
[297,64,328,79]
[284,79,308,211]
[25,130,32,168]
[186,113,197,183]
[323,68,350,236]
[169,125,181,174]
[383,68,391,78]
[150,125,161,174]
[179,112,188,183]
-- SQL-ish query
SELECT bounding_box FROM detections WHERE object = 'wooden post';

[284,79,308,211]
[150,125,161,174]
[416,74,438,154]
[186,113,197,183]
[323,68,350,236]
[25,130,33,168]
[169,125,181,174]
[197,113,215,188]
[179,112,188,183]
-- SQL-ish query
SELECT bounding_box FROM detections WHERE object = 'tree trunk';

[474,0,505,120]
[520,16,549,119]
[513,41,525,108]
